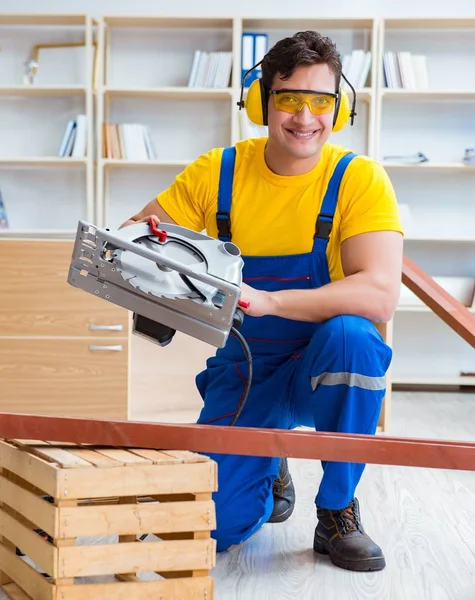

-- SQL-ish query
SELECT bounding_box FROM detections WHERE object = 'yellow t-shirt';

[156,137,403,282]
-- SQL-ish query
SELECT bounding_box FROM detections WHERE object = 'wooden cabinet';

[0,338,128,419]
[0,239,129,419]
[0,240,127,337]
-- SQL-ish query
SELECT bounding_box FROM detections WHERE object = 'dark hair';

[261,31,342,91]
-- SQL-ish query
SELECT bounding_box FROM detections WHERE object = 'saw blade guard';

[68,220,245,348]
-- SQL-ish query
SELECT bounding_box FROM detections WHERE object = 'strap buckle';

[314,213,333,240]
[216,211,232,241]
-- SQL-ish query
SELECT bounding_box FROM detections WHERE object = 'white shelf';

[392,376,475,386]
[0,13,88,26]
[383,162,475,171]
[103,86,233,99]
[0,86,87,98]
[404,237,475,243]
[102,159,190,168]
[0,229,76,239]
[382,89,475,100]
[103,16,233,28]
[0,158,87,167]
[396,305,475,313]
[242,18,375,30]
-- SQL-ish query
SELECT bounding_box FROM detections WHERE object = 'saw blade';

[114,236,214,300]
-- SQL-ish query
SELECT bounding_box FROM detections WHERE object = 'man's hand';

[239,282,278,318]
[120,198,177,229]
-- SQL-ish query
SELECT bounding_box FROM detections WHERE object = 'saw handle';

[149,218,168,242]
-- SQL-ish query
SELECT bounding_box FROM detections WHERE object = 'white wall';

[1,0,475,17]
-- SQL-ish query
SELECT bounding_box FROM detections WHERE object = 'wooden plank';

[0,545,54,600]
[92,448,153,466]
[0,440,59,498]
[127,449,182,464]
[54,462,216,500]
[25,447,94,469]
[58,500,215,538]
[2,582,32,600]
[57,538,215,578]
[402,255,475,348]
[57,576,214,600]
[4,412,475,472]
[158,450,209,464]
[66,448,124,468]
[0,475,57,539]
[0,509,57,578]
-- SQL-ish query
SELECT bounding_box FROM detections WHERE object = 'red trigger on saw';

[149,218,167,242]
[238,300,250,309]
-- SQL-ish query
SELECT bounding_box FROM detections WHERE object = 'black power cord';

[229,326,253,426]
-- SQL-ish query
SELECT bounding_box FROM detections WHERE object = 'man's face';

[266,63,337,161]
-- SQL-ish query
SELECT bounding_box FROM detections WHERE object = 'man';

[121,31,403,572]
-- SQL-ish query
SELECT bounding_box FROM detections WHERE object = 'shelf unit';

[94,16,378,229]
[0,13,97,237]
[0,13,473,398]
[376,17,475,387]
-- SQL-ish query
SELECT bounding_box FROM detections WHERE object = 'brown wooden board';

[1,413,475,472]
[402,255,475,348]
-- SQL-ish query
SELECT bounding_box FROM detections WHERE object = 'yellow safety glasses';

[269,89,337,116]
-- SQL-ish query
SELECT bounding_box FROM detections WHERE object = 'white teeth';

[291,131,315,138]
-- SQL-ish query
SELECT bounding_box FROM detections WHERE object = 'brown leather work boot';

[313,498,385,571]
[268,457,295,523]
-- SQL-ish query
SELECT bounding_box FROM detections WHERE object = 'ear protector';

[237,61,357,133]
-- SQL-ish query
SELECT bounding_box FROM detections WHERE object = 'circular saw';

[67,218,248,348]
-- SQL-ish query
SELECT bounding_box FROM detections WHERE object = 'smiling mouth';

[286,129,319,139]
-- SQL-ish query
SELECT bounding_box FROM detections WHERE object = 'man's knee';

[310,315,392,374]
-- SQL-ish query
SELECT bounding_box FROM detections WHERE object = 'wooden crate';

[0,439,217,600]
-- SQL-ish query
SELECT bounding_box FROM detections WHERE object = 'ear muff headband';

[238,65,357,133]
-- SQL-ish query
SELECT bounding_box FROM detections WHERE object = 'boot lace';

[336,501,361,534]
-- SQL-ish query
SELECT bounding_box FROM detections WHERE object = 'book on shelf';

[341,50,372,89]
[57,115,87,158]
[0,189,8,229]
[383,52,429,89]
[241,32,268,87]
[103,123,156,161]
[188,51,233,88]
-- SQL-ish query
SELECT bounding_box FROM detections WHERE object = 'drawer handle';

[89,345,123,352]
[89,324,124,331]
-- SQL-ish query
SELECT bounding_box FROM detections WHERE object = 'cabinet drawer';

[0,338,128,419]
[0,240,128,336]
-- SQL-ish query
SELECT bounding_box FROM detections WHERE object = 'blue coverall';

[196,148,392,552]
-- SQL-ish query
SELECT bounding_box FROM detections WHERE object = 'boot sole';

[313,535,386,572]
[267,501,295,523]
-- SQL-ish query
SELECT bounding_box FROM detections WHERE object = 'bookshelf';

[0,13,97,237]
[0,13,473,398]
[376,17,475,387]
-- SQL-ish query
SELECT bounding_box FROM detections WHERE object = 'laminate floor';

[1,391,475,600]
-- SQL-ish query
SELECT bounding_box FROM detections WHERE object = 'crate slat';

[25,447,93,469]
[0,441,59,498]
[0,475,57,538]
[0,509,56,577]
[56,462,216,499]
[66,449,125,468]
[0,545,54,600]
[91,449,153,466]
[127,449,183,464]
[57,576,214,600]
[57,538,215,578]
[58,500,215,538]
[2,582,32,600]
[160,450,209,464]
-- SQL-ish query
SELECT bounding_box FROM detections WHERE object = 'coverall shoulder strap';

[315,152,357,240]
[216,146,236,242]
